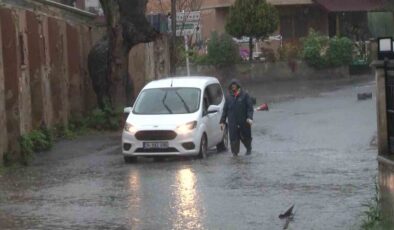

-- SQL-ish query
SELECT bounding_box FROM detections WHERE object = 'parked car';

[122,76,228,163]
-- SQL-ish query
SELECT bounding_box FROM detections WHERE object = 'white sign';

[175,11,201,36]
[176,11,201,23]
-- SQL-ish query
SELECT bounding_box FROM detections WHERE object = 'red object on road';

[256,103,269,111]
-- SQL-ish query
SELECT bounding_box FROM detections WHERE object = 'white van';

[122,76,228,162]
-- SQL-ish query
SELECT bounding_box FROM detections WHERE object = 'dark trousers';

[230,124,252,155]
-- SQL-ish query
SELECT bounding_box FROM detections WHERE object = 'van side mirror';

[207,105,220,114]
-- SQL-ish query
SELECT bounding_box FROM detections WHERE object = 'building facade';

[147,0,390,42]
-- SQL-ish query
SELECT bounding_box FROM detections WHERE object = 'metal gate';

[385,62,394,154]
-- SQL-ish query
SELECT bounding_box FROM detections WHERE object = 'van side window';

[207,83,224,105]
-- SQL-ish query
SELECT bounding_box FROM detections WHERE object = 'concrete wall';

[375,61,394,227]
[177,61,350,83]
[0,1,170,164]
[379,161,394,227]
[0,1,99,161]
[374,62,389,155]
[0,17,6,165]
[201,9,216,39]
[129,35,170,102]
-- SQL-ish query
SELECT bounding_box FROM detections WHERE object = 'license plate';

[143,142,169,149]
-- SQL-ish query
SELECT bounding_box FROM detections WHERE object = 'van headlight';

[176,121,197,134]
[124,122,137,133]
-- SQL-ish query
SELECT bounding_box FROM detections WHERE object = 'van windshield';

[133,88,201,114]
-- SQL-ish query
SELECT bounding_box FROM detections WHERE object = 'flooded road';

[0,80,378,229]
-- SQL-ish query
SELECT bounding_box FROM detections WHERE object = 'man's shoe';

[245,149,252,155]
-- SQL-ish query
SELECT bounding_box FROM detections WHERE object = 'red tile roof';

[313,0,388,12]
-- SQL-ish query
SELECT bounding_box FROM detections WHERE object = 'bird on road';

[279,204,295,229]
[279,204,294,219]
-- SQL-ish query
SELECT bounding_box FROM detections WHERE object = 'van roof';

[143,76,219,90]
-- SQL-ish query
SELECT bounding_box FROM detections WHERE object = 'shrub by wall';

[302,30,353,69]
[205,32,240,67]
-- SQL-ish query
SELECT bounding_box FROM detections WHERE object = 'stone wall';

[129,35,170,101]
[0,0,170,164]
[177,61,350,83]
[0,1,99,163]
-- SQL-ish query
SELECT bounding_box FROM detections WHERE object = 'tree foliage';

[225,0,278,61]
[88,0,158,109]
[206,32,240,67]
[226,0,279,39]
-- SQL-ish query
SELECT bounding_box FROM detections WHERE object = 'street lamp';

[378,37,394,60]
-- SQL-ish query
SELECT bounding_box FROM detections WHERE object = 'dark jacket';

[220,79,254,127]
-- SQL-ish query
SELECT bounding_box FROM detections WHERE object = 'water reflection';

[172,168,204,230]
[378,162,394,226]
[127,170,142,226]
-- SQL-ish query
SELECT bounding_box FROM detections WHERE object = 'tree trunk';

[170,0,177,75]
[249,37,253,62]
[96,0,158,109]
[100,1,124,107]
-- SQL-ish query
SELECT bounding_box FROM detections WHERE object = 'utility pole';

[170,0,177,76]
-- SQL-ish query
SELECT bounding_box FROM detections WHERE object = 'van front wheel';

[197,134,208,159]
[217,125,228,152]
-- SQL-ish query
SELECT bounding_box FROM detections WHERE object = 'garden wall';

[0,0,170,165]
[177,61,352,83]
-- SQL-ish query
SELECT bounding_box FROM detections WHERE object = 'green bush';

[301,30,329,69]
[326,37,353,67]
[85,106,122,131]
[11,106,121,166]
[29,129,53,152]
[18,127,54,165]
[52,124,77,140]
[192,54,210,65]
[19,135,34,165]
[361,181,383,230]
[301,30,353,69]
[206,32,240,67]
[278,43,301,61]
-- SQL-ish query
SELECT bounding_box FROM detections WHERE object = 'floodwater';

[0,79,380,229]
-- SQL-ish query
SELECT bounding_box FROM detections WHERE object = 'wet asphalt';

[0,79,378,230]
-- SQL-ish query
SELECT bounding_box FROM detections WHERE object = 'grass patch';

[5,106,123,166]
[361,182,382,229]
[18,126,53,165]
[359,180,393,230]
[85,107,122,131]
[49,106,122,141]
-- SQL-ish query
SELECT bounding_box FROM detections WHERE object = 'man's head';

[229,79,241,92]
[231,83,238,91]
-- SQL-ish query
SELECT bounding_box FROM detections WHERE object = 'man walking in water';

[220,79,254,156]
